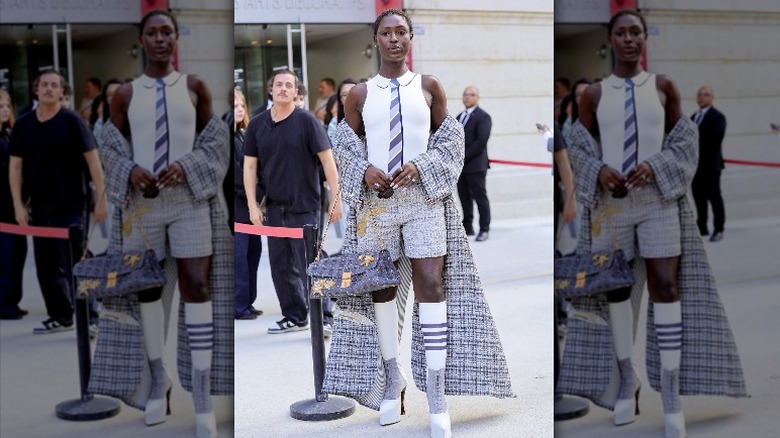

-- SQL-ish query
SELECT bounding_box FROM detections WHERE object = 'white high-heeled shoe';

[195,411,218,438]
[661,368,685,438]
[145,359,172,426]
[427,368,451,438]
[613,358,641,426]
[430,412,452,438]
[664,412,686,438]
[379,358,406,426]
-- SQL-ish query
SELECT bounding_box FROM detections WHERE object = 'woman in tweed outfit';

[90,10,231,438]
[326,9,513,438]
[559,10,746,438]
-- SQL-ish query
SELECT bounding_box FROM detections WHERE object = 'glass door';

[234,24,308,114]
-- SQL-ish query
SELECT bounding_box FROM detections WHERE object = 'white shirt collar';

[138,71,184,89]
[374,70,416,89]
[606,70,651,89]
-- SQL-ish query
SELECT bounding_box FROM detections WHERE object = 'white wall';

[405,1,555,219]
[171,0,233,116]
[306,27,376,101]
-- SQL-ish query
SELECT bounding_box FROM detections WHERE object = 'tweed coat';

[557,117,748,410]
[87,116,233,410]
[322,115,514,410]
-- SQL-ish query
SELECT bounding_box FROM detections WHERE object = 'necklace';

[271,105,293,122]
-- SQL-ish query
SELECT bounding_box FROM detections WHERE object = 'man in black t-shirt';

[8,69,108,334]
[243,69,342,335]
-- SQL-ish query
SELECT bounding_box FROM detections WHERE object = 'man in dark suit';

[457,86,492,241]
[691,85,727,242]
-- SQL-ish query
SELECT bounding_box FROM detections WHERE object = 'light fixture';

[597,44,608,59]
[128,44,139,59]
[362,44,373,59]
[250,40,259,46]
[266,39,273,45]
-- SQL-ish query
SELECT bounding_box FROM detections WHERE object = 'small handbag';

[307,189,401,299]
[73,249,166,299]
[554,215,635,298]
[72,195,166,299]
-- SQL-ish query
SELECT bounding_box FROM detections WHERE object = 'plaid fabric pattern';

[558,118,748,410]
[324,116,514,410]
[89,117,233,410]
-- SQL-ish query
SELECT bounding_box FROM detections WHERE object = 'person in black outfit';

[243,69,342,335]
[456,85,492,241]
[0,90,29,320]
[8,69,108,333]
[691,85,727,242]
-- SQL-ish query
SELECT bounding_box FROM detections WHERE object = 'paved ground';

[234,217,555,438]
[4,214,774,437]
[1,215,554,438]
[554,217,780,438]
[0,230,234,438]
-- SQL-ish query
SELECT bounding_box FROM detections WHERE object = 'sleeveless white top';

[128,72,196,174]
[597,71,664,174]
[363,70,430,173]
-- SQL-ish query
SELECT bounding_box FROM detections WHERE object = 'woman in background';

[233,88,263,320]
[0,90,28,320]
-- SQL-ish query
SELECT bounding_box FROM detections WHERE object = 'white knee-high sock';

[140,299,165,361]
[374,300,399,361]
[654,302,682,370]
[185,302,214,371]
[608,299,634,360]
[419,302,447,371]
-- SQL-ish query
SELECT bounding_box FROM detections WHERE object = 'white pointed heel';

[664,412,686,438]
[430,412,452,438]
[379,390,405,426]
[195,411,218,438]
[144,381,171,426]
[379,358,407,426]
[613,381,640,426]
[145,358,172,426]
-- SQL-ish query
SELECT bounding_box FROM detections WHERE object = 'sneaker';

[33,318,74,335]
[249,307,263,316]
[267,318,309,334]
[323,322,333,339]
[235,312,258,320]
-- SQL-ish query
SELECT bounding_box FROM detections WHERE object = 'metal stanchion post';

[56,224,121,421]
[289,224,356,421]
[553,295,589,421]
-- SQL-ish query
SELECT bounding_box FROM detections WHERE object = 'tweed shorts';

[356,183,446,261]
[591,183,680,261]
[122,185,212,261]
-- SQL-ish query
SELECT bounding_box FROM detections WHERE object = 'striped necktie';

[154,78,169,175]
[694,110,704,125]
[622,78,638,174]
[460,110,471,126]
[388,78,403,174]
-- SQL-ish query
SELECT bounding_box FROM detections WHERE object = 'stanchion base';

[290,396,355,421]
[56,396,121,421]
[554,395,590,421]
